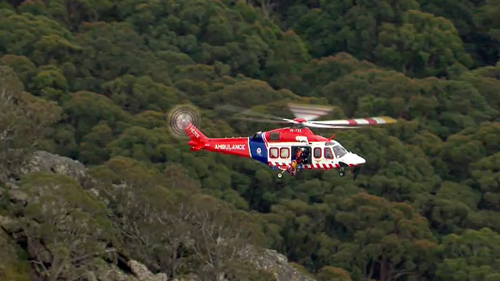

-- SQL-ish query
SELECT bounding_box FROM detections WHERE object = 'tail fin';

[182,120,208,151]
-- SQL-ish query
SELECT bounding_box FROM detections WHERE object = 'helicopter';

[167,103,397,179]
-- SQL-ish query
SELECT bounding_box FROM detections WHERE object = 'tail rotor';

[167,104,201,139]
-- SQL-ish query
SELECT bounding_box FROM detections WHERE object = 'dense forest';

[0,0,500,280]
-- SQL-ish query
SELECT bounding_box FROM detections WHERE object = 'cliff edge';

[0,151,316,281]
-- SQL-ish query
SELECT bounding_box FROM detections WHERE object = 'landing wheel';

[277,173,283,179]
[339,167,345,177]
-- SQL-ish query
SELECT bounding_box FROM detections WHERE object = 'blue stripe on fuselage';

[248,133,268,164]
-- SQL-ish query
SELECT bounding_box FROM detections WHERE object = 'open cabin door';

[289,136,311,165]
[291,147,312,165]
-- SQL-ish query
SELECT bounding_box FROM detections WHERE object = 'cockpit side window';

[324,147,333,159]
[332,145,347,158]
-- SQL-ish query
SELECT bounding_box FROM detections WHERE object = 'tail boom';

[182,121,250,157]
[205,137,250,157]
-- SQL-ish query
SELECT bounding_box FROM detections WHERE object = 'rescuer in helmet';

[295,147,305,168]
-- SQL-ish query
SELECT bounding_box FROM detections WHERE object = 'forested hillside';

[0,0,500,280]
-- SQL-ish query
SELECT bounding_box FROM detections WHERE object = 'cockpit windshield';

[332,145,347,158]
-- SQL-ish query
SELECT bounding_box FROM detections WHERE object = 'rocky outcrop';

[128,260,168,281]
[19,150,88,183]
[0,151,317,281]
[253,249,316,281]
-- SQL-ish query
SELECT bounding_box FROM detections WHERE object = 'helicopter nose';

[342,153,366,166]
[357,155,366,165]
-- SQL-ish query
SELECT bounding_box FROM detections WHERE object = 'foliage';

[0,0,499,280]
[0,65,62,180]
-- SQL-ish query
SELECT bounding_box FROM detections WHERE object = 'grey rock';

[89,258,139,281]
[19,151,87,183]
[249,248,316,281]
[7,189,28,205]
[128,260,168,281]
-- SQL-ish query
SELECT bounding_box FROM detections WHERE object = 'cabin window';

[269,147,279,158]
[269,132,280,141]
[313,147,322,158]
[324,147,334,159]
[280,148,289,158]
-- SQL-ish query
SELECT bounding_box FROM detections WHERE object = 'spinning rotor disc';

[214,103,397,129]
[167,104,201,139]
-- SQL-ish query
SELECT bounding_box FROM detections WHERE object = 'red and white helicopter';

[168,103,397,179]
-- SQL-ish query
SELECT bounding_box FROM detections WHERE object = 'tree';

[436,228,500,281]
[317,266,353,281]
[287,0,419,59]
[186,194,271,281]
[376,10,473,77]
[0,66,62,181]
[332,192,437,281]
[0,11,83,66]
[10,173,115,280]
[473,0,500,64]
[90,156,271,280]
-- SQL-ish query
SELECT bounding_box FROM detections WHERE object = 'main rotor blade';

[231,117,287,124]
[303,122,362,129]
[311,116,397,126]
[215,104,296,123]
[215,104,281,119]
[288,103,333,121]
[232,117,361,128]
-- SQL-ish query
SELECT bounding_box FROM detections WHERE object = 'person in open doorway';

[295,147,305,169]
